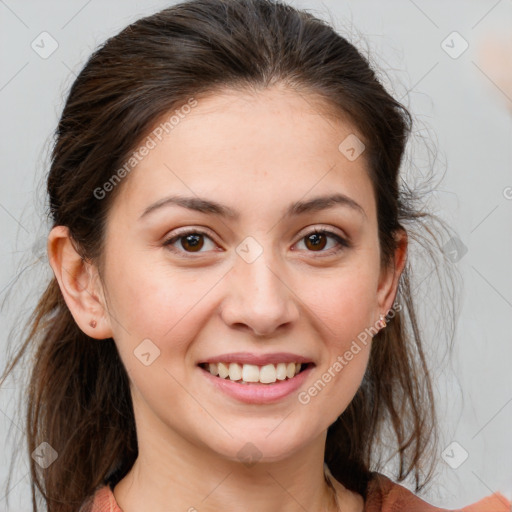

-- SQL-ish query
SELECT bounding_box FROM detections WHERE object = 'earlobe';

[47,225,113,340]
[377,229,408,316]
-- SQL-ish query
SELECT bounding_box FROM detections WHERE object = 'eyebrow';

[139,192,366,220]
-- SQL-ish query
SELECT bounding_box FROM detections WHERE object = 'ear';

[47,225,113,339]
[376,228,408,316]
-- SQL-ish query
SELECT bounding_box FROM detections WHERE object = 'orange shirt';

[84,472,511,512]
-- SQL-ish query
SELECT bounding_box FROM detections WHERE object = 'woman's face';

[96,85,402,463]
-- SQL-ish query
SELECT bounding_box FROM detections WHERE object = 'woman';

[1,0,509,511]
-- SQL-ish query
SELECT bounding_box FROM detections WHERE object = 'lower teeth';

[218,376,291,385]
[238,380,278,385]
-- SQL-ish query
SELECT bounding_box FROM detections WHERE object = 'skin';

[48,84,407,512]
[478,35,512,114]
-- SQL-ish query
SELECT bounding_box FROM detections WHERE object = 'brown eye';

[180,233,204,252]
[295,229,349,256]
[304,232,328,251]
[163,229,217,256]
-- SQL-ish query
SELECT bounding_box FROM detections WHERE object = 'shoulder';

[80,484,122,512]
[81,474,511,512]
[365,472,511,512]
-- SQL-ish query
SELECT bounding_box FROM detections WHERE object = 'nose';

[219,248,300,337]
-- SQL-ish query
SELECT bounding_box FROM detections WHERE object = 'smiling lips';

[200,361,304,384]
[198,352,314,385]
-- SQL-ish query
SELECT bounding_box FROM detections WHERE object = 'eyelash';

[162,226,350,258]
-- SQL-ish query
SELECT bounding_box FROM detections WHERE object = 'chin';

[200,426,313,466]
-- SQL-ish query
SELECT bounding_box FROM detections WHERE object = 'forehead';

[111,85,375,222]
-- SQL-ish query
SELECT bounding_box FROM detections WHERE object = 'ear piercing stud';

[89,319,97,328]
[378,314,386,330]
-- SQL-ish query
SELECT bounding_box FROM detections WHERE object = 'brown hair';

[1,1,457,510]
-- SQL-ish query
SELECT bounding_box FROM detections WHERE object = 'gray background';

[0,0,511,510]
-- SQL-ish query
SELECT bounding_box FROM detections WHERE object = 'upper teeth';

[206,362,303,383]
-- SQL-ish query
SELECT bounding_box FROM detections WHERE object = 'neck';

[113,412,341,512]
[114,442,339,512]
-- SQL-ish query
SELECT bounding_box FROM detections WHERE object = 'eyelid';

[165,225,217,241]
[297,223,349,241]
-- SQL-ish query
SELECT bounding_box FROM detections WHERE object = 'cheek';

[103,248,230,381]
[297,272,375,426]
[294,259,378,414]
[300,264,380,342]
[105,248,215,338]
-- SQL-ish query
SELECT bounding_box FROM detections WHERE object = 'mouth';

[198,361,314,385]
